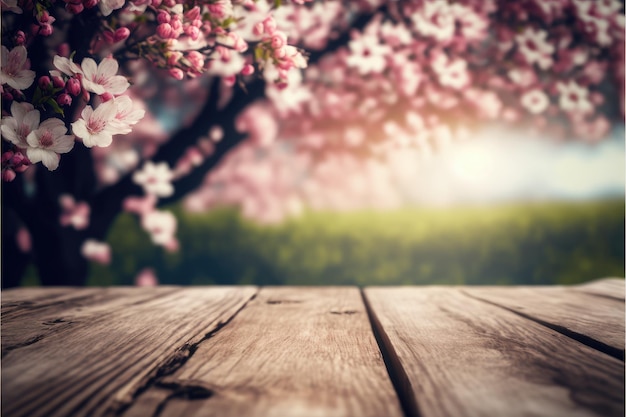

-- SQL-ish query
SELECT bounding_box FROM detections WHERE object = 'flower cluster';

[1,0,311,182]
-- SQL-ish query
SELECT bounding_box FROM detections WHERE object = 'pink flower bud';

[169,68,184,80]
[185,25,200,41]
[83,0,98,8]
[273,47,286,59]
[65,2,84,13]
[253,22,264,36]
[52,76,65,88]
[82,88,91,102]
[2,169,16,182]
[151,0,161,6]
[271,34,285,49]
[15,164,30,173]
[263,17,277,35]
[38,76,52,89]
[38,10,51,23]
[2,151,14,164]
[167,51,182,66]
[171,17,182,31]
[2,91,13,101]
[100,92,113,102]
[10,152,26,166]
[14,31,26,45]
[39,24,53,36]
[234,37,248,52]
[241,64,254,76]
[66,77,81,96]
[163,0,175,6]
[57,93,72,106]
[187,50,204,69]
[157,11,170,23]
[102,30,115,43]
[156,23,173,39]
[184,6,200,20]
[114,27,130,42]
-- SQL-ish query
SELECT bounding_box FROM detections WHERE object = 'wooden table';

[2,279,624,417]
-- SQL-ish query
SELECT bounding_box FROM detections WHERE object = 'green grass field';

[79,199,625,286]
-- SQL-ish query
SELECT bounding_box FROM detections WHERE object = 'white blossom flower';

[346,34,391,75]
[0,45,36,90]
[99,0,125,16]
[71,100,118,147]
[81,239,111,265]
[51,55,82,78]
[132,161,175,197]
[412,0,456,42]
[26,118,75,171]
[557,81,593,113]
[432,54,469,90]
[516,28,555,70]
[520,89,550,114]
[1,101,40,148]
[108,96,145,135]
[80,57,129,95]
[141,210,177,245]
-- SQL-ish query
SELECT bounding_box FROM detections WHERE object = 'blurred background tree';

[2,0,624,286]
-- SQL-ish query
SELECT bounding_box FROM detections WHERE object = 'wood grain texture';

[1,287,257,417]
[364,287,625,417]
[573,278,625,301]
[462,286,625,360]
[123,287,403,417]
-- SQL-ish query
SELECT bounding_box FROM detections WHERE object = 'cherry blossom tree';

[1,0,623,286]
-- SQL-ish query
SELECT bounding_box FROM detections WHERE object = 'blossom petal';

[99,57,119,77]
[48,135,75,153]
[81,57,97,79]
[23,109,41,131]
[6,69,35,90]
[27,147,60,170]
[105,75,130,95]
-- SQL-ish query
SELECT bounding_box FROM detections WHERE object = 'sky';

[399,126,625,207]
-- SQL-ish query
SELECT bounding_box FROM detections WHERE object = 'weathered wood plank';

[1,287,183,358]
[573,278,625,301]
[463,286,625,360]
[1,287,257,417]
[123,287,403,417]
[364,287,624,417]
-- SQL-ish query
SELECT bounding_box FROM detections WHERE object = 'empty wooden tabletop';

[2,279,624,417]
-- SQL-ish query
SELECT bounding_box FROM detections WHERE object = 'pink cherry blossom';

[557,81,593,114]
[71,100,118,147]
[51,55,82,78]
[412,0,456,43]
[1,101,40,148]
[521,89,550,114]
[346,34,391,75]
[0,45,35,90]
[25,118,75,171]
[132,161,175,197]
[99,0,125,16]
[135,267,159,286]
[516,28,555,70]
[141,209,177,246]
[80,57,129,95]
[81,239,111,265]
[108,96,146,135]
[59,194,90,230]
